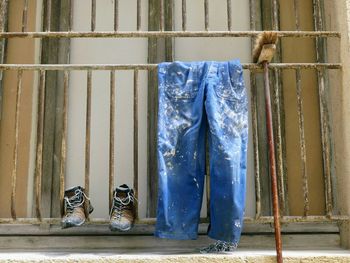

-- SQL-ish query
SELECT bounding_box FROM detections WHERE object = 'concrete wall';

[324,0,350,249]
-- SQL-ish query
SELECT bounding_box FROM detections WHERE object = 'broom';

[253,32,283,263]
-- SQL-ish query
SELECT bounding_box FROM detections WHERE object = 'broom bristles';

[252,31,278,63]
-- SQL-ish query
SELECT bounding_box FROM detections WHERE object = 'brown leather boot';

[61,186,93,229]
[109,184,136,231]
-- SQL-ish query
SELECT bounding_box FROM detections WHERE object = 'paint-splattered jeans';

[155,60,248,244]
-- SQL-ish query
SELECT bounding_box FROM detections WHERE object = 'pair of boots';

[61,184,136,231]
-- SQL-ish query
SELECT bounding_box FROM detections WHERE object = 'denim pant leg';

[155,62,207,240]
[204,60,248,243]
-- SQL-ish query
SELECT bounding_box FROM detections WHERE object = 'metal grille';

[0,0,348,235]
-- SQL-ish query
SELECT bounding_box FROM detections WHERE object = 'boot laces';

[64,189,90,216]
[199,240,238,254]
[110,191,137,220]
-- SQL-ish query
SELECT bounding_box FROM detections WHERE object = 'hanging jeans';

[155,60,248,244]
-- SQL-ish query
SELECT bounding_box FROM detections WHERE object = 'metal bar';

[0,215,347,225]
[227,0,232,31]
[85,70,92,219]
[91,0,96,32]
[313,0,333,216]
[45,0,52,31]
[250,74,261,218]
[21,0,29,32]
[263,61,283,263]
[182,0,187,31]
[0,30,341,38]
[69,0,73,31]
[59,71,69,216]
[160,0,164,31]
[109,70,115,210]
[114,0,119,31]
[204,0,209,31]
[10,70,23,220]
[249,0,262,219]
[294,0,300,30]
[0,63,341,71]
[34,70,46,220]
[295,69,310,216]
[133,69,139,220]
[136,0,141,31]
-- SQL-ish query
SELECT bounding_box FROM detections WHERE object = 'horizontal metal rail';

[0,30,341,39]
[0,216,347,225]
[0,63,341,71]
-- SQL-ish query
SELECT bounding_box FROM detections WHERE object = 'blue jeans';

[155,60,248,244]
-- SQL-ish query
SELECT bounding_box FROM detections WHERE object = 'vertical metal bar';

[59,71,69,216]
[133,69,139,220]
[271,0,289,216]
[249,0,262,218]
[85,70,92,218]
[69,0,74,31]
[91,0,96,32]
[295,69,310,216]
[35,70,46,220]
[264,62,283,263]
[137,0,141,31]
[204,0,209,31]
[109,70,116,210]
[182,0,187,31]
[46,0,52,31]
[160,0,164,31]
[21,0,29,32]
[10,70,23,220]
[114,0,119,31]
[294,0,300,30]
[227,0,232,31]
[312,0,333,216]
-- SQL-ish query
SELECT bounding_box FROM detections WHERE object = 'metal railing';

[0,0,348,234]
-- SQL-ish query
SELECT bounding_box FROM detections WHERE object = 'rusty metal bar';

[10,70,23,220]
[250,75,261,218]
[249,0,262,219]
[0,63,341,71]
[294,0,300,30]
[69,0,73,32]
[109,70,116,210]
[182,0,187,31]
[34,70,46,221]
[59,71,69,216]
[114,0,119,31]
[204,0,209,31]
[133,69,139,220]
[295,69,310,216]
[0,30,341,39]
[137,0,141,31]
[227,0,232,31]
[85,70,92,219]
[313,0,333,216]
[45,0,51,31]
[0,215,347,225]
[91,0,96,32]
[263,61,283,263]
[21,0,29,32]
[160,0,164,31]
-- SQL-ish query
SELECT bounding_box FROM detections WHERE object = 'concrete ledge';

[0,250,349,263]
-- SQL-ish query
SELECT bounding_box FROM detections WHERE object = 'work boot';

[109,184,136,231]
[61,186,94,229]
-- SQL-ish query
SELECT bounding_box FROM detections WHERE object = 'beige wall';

[0,1,37,217]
